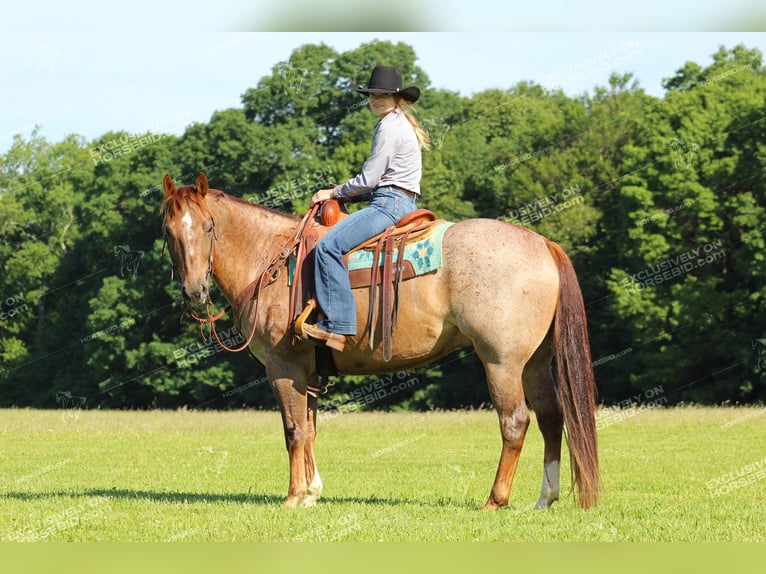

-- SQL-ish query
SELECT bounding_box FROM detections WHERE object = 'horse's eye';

[205,221,214,234]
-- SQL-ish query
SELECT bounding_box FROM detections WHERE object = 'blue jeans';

[314,187,418,335]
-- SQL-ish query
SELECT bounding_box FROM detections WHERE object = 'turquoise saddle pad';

[288,221,453,283]
[347,221,453,275]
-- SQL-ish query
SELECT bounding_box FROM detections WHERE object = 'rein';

[180,204,320,353]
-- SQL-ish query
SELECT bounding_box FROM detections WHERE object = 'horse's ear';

[163,174,176,198]
[196,173,209,198]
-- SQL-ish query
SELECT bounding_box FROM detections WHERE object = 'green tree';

[0,131,92,403]
[601,45,766,403]
[2,41,764,410]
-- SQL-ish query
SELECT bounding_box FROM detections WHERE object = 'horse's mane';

[161,185,301,223]
[215,189,302,222]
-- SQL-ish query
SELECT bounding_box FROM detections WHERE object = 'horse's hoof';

[534,497,558,510]
[284,496,302,509]
[481,500,502,512]
[300,495,318,508]
[482,491,509,511]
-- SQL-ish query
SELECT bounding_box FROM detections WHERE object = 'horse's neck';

[207,195,297,304]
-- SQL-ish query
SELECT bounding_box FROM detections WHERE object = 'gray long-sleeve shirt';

[332,109,422,200]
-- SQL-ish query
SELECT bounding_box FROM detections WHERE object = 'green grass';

[1,406,764,542]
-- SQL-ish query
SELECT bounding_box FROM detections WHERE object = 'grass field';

[1,406,765,542]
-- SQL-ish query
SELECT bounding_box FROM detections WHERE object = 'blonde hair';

[396,97,430,150]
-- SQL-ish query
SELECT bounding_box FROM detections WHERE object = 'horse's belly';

[333,272,467,374]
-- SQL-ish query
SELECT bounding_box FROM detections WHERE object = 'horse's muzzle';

[183,282,209,306]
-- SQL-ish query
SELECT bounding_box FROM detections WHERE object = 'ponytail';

[397,98,430,150]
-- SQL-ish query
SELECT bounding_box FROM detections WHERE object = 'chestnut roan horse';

[161,172,600,510]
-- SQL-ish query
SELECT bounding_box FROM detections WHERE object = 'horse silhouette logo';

[444,465,475,504]
[55,390,87,422]
[276,63,309,95]
[753,338,766,370]
[668,138,699,170]
[33,42,62,76]
[422,117,451,150]
[114,245,144,277]
[198,446,229,475]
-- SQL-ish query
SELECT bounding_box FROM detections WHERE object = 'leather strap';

[288,204,320,327]
[391,228,412,333]
[381,234,396,361]
[367,229,388,349]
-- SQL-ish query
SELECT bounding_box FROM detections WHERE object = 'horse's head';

[162,172,215,305]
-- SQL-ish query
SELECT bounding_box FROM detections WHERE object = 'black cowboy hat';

[350,65,420,103]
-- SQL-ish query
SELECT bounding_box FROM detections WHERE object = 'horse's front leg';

[303,391,323,507]
[270,376,311,508]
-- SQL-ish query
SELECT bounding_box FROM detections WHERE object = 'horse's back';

[442,218,558,285]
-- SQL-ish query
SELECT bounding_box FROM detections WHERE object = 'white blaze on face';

[181,210,195,257]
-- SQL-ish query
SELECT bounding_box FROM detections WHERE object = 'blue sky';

[1,4,765,153]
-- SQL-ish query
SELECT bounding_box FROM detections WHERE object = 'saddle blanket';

[288,221,453,289]
[347,221,453,275]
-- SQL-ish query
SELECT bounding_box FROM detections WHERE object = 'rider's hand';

[310,188,335,207]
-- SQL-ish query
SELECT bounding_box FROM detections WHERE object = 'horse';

[161,172,600,510]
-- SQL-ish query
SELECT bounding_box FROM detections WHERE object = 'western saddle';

[293,199,440,361]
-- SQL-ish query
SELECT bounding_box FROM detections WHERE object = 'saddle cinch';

[292,200,443,361]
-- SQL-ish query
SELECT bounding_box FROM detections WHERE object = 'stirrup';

[294,298,317,339]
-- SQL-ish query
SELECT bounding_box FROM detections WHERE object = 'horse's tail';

[545,240,600,508]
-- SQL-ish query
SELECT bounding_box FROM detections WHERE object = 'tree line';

[1,40,764,411]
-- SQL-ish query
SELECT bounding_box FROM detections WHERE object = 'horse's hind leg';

[522,332,562,509]
[482,361,530,511]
